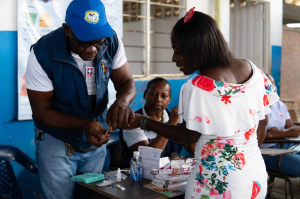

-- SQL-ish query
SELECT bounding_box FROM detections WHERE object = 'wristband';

[140,115,152,131]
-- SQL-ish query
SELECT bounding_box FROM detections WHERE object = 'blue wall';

[271,45,282,96]
[0,31,42,198]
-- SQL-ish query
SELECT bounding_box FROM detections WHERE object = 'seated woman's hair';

[144,77,172,95]
[172,11,233,72]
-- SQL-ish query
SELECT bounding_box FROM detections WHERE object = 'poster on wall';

[17,0,123,120]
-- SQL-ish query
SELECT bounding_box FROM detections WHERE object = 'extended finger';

[103,134,110,144]
[100,134,110,145]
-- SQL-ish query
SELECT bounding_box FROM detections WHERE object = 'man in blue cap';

[26,0,136,198]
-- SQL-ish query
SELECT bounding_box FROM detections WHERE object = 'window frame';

[123,0,188,79]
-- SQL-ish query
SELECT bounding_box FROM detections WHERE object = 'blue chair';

[0,145,38,199]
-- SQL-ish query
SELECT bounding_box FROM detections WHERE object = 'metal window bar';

[123,0,185,9]
[146,0,151,76]
[133,74,187,79]
[124,45,172,49]
[124,29,172,35]
[123,14,180,21]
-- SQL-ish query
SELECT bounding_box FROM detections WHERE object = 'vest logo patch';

[84,11,99,24]
[101,59,109,78]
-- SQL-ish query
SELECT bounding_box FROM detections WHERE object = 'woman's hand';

[168,105,179,125]
[266,127,281,138]
[125,113,144,129]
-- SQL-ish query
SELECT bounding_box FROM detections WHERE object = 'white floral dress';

[178,60,279,199]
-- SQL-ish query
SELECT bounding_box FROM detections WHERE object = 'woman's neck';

[144,106,163,122]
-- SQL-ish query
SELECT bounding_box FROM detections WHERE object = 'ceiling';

[283,0,300,24]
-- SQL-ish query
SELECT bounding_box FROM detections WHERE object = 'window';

[122,0,187,78]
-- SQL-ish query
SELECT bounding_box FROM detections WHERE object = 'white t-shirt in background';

[122,105,169,148]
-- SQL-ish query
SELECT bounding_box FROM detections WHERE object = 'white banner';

[17,0,123,120]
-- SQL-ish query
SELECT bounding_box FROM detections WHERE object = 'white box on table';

[138,146,170,180]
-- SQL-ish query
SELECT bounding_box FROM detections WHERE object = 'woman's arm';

[285,118,295,129]
[127,113,200,145]
[265,126,300,139]
[183,143,196,155]
[257,115,269,146]
[168,106,197,154]
[149,119,200,144]
[265,118,300,140]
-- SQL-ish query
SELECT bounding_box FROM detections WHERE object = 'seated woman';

[120,77,196,168]
[261,74,300,176]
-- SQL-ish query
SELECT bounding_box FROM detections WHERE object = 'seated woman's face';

[144,82,171,113]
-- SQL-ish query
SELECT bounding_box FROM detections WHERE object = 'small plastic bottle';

[116,168,121,181]
[130,151,142,181]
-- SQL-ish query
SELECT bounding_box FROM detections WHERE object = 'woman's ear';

[143,90,147,99]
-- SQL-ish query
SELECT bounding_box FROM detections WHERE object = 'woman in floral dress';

[124,10,279,199]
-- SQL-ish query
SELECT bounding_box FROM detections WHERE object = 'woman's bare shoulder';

[232,58,252,70]
[231,58,253,83]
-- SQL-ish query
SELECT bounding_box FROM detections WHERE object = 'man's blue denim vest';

[33,27,119,148]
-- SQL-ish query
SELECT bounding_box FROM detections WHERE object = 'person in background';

[26,0,136,198]
[120,78,196,168]
[261,74,300,177]
[124,9,279,199]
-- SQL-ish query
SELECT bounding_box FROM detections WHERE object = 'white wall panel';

[230,2,267,70]
[0,0,17,31]
[219,0,230,43]
[269,0,282,46]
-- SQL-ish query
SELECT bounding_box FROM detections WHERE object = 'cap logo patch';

[84,11,99,24]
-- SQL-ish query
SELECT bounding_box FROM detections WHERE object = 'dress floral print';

[191,75,250,105]
[190,137,262,199]
[179,60,279,199]
[191,137,242,199]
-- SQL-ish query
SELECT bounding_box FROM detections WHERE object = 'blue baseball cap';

[65,0,114,42]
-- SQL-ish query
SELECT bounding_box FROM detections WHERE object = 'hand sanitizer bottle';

[130,151,142,181]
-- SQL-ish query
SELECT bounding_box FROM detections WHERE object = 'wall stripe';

[271,45,282,96]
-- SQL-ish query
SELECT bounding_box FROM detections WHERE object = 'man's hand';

[168,105,179,125]
[106,101,135,131]
[83,121,110,147]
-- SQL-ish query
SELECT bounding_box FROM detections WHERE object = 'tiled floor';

[270,177,300,199]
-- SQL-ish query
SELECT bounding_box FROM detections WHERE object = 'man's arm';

[107,62,136,131]
[27,89,109,147]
